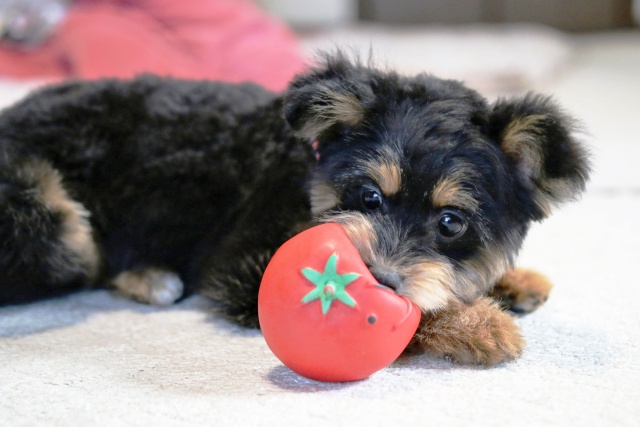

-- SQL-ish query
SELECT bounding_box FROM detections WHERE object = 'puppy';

[0,53,590,365]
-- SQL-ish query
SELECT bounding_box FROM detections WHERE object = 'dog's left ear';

[283,55,376,141]
[489,93,591,219]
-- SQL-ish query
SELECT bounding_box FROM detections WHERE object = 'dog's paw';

[112,268,184,306]
[407,297,524,366]
[490,268,552,314]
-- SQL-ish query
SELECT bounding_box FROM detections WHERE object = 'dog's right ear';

[284,54,376,141]
[488,93,591,219]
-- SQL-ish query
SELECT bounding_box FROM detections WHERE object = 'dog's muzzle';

[368,266,403,293]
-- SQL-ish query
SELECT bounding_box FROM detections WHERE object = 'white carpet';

[1,27,640,426]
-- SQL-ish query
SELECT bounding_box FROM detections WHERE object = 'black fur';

[0,76,313,312]
[0,54,590,330]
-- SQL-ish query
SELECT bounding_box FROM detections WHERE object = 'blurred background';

[263,0,637,93]
[262,0,640,193]
[0,0,638,190]
[262,0,636,30]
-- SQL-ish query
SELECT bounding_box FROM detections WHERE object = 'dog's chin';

[368,263,457,312]
[396,263,457,313]
[372,277,452,313]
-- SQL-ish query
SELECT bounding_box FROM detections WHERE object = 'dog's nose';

[368,266,404,292]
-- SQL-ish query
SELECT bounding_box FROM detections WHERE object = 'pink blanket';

[0,0,307,91]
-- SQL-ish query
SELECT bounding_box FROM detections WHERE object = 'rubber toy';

[258,223,421,382]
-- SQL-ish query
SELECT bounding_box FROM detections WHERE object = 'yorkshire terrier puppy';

[0,53,590,365]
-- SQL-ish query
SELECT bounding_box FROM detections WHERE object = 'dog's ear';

[284,54,376,140]
[489,93,591,219]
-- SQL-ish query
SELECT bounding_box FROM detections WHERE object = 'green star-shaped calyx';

[300,253,359,314]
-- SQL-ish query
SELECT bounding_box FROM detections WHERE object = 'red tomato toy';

[258,223,421,382]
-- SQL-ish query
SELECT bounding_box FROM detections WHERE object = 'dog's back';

[0,76,312,304]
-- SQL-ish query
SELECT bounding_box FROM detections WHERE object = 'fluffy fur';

[0,53,590,365]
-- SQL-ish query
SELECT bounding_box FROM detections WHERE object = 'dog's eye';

[438,210,467,238]
[361,189,383,210]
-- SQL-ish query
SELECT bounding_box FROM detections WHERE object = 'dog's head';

[284,53,590,312]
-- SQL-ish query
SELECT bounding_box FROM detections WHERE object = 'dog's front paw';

[489,268,552,314]
[407,297,524,366]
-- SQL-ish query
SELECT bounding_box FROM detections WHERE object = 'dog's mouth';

[374,282,397,293]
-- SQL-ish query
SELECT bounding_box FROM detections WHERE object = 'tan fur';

[534,178,582,217]
[400,261,456,312]
[501,114,583,217]
[366,158,402,196]
[490,268,553,313]
[431,175,480,212]
[406,297,524,366]
[301,88,365,138]
[20,161,100,280]
[501,115,547,177]
[322,211,378,264]
[309,179,340,215]
[456,244,513,301]
[112,268,184,306]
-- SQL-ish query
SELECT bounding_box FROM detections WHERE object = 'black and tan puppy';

[0,54,589,365]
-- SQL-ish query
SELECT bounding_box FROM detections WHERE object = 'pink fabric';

[0,0,306,91]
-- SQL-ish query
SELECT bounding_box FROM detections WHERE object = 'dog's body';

[0,75,313,318]
[0,55,590,365]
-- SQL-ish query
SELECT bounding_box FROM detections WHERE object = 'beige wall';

[359,0,634,30]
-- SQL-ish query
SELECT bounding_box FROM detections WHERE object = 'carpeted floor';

[1,27,639,426]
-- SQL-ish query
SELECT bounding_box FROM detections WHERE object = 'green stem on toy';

[300,253,359,314]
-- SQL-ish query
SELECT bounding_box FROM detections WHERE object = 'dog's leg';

[405,297,525,366]
[199,246,275,328]
[0,160,101,304]
[488,268,552,314]
[111,268,184,306]
[196,162,312,327]
[198,219,311,328]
